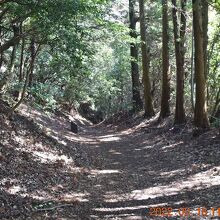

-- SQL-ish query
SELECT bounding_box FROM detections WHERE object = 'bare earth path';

[0,103,220,220]
[67,121,220,220]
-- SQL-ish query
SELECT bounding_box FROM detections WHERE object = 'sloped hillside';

[0,100,93,219]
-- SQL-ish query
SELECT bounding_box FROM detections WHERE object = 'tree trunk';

[202,0,209,106]
[0,44,17,93]
[0,24,20,53]
[211,88,220,121]
[202,0,208,79]
[0,24,20,93]
[191,22,195,110]
[139,0,154,117]
[172,0,186,124]
[0,25,3,69]
[14,36,25,99]
[8,44,40,116]
[160,0,170,119]
[129,0,143,111]
[19,37,25,83]
[192,0,210,128]
[28,38,35,88]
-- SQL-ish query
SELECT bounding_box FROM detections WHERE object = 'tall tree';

[139,0,154,117]
[0,24,20,93]
[191,21,195,110]
[129,0,143,111]
[192,0,210,128]
[202,0,208,79]
[9,41,41,115]
[28,38,35,88]
[160,0,170,118]
[172,0,187,124]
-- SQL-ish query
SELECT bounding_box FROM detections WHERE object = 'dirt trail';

[69,122,220,220]
[0,103,220,220]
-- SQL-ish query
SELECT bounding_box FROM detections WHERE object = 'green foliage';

[30,83,60,110]
[1,0,220,121]
[207,11,220,116]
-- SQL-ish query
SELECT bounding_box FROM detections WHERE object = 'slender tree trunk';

[14,36,25,99]
[9,62,31,116]
[0,26,3,69]
[139,0,154,117]
[192,0,210,128]
[0,52,3,70]
[129,0,143,111]
[191,22,195,110]
[202,0,209,106]
[207,26,220,105]
[0,44,17,92]
[19,37,25,83]
[160,0,170,119]
[9,43,16,75]
[0,24,20,93]
[202,0,208,78]
[8,44,40,116]
[211,88,220,120]
[172,0,186,124]
[28,38,35,88]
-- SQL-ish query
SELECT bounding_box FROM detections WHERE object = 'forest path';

[1,103,220,220]
[71,120,220,220]
[23,107,220,220]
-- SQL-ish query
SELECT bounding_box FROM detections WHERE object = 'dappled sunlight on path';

[1,104,220,219]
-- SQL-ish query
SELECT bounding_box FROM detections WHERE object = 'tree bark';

[0,24,20,93]
[129,0,143,111]
[192,0,210,128]
[0,44,17,92]
[139,0,154,117]
[0,19,23,53]
[8,44,40,116]
[14,36,25,99]
[28,38,35,88]
[19,37,25,83]
[160,0,170,119]
[0,25,3,69]
[172,0,186,124]
[202,0,208,79]
[202,0,209,106]
[191,22,195,110]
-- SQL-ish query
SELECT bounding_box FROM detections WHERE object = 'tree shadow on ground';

[1,106,220,219]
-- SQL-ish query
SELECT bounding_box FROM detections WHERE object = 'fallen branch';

[34,204,75,212]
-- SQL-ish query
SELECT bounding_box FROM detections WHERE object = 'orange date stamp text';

[148,207,220,217]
